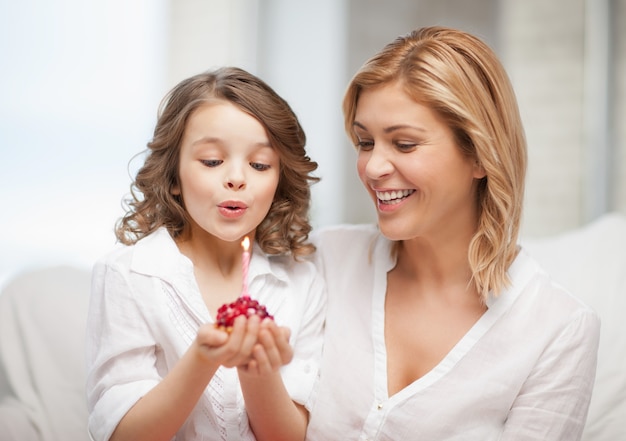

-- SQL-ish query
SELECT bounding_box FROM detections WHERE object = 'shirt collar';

[129,227,289,284]
[375,232,399,273]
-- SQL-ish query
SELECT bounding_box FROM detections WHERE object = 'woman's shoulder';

[512,250,600,329]
[307,224,388,274]
[311,223,381,250]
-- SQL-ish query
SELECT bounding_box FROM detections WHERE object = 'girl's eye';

[200,159,222,167]
[356,140,374,151]
[250,162,271,171]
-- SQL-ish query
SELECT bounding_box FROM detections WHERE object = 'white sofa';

[0,266,91,441]
[0,213,624,440]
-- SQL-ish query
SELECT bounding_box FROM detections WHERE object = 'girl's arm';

[110,316,261,441]
[238,321,308,441]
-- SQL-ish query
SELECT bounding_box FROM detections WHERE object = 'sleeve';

[501,308,601,441]
[279,265,327,409]
[85,259,162,441]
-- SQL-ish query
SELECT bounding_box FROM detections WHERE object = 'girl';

[86,67,325,441]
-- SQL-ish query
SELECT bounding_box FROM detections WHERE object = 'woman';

[306,27,599,441]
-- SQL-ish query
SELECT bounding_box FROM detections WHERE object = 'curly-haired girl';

[86,67,325,441]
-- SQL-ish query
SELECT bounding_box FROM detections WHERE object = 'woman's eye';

[200,159,222,167]
[250,162,271,171]
[356,140,374,151]
[396,142,418,151]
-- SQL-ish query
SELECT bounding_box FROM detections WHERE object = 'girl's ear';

[473,160,487,179]
[171,183,181,196]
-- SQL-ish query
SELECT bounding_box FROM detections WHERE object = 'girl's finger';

[240,314,261,352]
[257,328,282,370]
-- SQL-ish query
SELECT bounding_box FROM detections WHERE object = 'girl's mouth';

[218,201,248,218]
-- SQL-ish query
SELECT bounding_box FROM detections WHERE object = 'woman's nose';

[364,146,394,179]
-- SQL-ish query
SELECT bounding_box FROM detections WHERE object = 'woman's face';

[173,101,280,243]
[352,81,485,242]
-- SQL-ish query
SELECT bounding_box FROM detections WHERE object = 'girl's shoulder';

[93,228,175,277]
[94,243,133,269]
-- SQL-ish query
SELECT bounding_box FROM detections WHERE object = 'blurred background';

[1,0,625,285]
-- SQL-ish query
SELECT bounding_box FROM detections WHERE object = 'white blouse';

[86,228,326,441]
[306,224,600,441]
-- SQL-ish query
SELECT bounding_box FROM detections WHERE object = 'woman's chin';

[377,222,407,242]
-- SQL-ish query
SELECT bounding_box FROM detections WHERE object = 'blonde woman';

[306,27,599,441]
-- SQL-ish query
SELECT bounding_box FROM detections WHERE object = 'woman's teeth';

[376,189,415,204]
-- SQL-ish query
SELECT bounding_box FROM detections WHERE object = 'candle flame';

[241,236,250,251]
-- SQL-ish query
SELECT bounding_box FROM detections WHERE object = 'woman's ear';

[473,160,487,179]
[171,183,181,196]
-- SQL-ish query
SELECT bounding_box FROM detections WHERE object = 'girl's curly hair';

[116,67,319,259]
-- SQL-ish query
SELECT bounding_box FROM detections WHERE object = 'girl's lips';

[218,201,248,219]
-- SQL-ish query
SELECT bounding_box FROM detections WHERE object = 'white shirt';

[86,228,326,441]
[306,224,600,441]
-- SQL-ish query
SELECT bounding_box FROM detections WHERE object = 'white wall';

[0,0,169,285]
[255,0,348,228]
[166,0,259,88]
[2,0,623,288]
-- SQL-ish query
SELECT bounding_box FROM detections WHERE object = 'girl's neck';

[175,229,250,317]
[176,229,244,277]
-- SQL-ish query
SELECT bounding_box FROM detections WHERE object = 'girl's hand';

[195,315,262,368]
[239,319,293,376]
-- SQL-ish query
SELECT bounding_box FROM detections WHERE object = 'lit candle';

[241,236,250,298]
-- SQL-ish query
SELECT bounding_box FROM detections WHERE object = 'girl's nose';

[226,179,246,190]
[224,165,246,190]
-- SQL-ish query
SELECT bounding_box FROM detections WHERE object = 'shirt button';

[377,403,383,410]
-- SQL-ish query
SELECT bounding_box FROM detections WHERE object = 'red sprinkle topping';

[215,296,274,330]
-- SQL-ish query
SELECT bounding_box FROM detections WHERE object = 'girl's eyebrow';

[191,136,218,146]
[353,121,367,131]
[190,136,272,149]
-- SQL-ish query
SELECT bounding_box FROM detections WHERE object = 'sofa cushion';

[0,265,91,441]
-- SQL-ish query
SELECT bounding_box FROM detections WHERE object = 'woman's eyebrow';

[353,121,427,134]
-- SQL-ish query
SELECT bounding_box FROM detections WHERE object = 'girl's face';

[174,101,280,243]
[352,81,485,242]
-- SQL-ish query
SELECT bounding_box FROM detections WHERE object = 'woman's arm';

[501,309,600,441]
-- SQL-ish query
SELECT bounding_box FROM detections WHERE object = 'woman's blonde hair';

[116,67,319,258]
[343,26,527,299]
